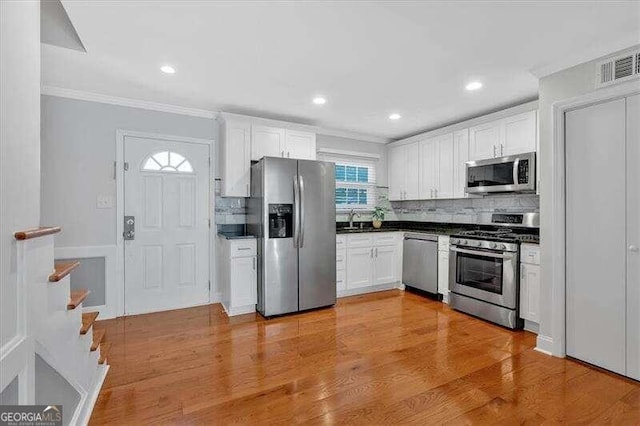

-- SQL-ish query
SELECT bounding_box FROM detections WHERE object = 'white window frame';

[317,149,380,212]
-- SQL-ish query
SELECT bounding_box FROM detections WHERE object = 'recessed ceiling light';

[465,81,483,91]
[160,65,176,74]
[389,113,401,120]
[313,96,327,105]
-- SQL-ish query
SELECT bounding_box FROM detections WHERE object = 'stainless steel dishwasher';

[402,233,438,294]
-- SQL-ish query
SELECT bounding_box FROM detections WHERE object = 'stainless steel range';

[448,213,539,329]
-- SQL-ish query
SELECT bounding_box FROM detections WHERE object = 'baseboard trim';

[338,282,400,298]
[535,334,554,356]
[78,365,109,426]
[222,303,256,317]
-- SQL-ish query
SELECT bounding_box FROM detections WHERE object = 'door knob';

[629,245,639,253]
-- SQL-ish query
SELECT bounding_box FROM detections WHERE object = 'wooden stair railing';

[91,329,105,352]
[98,343,111,365]
[68,290,90,310]
[49,261,80,282]
[80,312,99,335]
[14,226,61,240]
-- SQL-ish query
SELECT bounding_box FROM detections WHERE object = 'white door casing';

[123,136,210,315]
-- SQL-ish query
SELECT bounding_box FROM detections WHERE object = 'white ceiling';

[43,1,640,140]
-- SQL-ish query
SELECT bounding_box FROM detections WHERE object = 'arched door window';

[142,151,194,173]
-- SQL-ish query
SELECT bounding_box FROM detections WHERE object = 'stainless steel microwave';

[465,152,536,194]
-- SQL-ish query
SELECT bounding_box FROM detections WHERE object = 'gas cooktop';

[452,229,539,244]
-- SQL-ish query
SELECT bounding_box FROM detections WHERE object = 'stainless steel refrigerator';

[247,157,336,317]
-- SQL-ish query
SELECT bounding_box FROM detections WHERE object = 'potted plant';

[371,206,386,229]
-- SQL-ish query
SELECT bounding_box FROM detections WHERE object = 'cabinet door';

[251,125,285,161]
[520,263,540,323]
[436,133,454,199]
[346,247,373,289]
[222,120,251,197]
[230,256,257,307]
[469,121,501,160]
[285,130,316,160]
[452,129,469,199]
[373,245,399,285]
[503,110,537,156]
[419,137,437,199]
[437,250,449,296]
[404,142,420,200]
[388,145,405,201]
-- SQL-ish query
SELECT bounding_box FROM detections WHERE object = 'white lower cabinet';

[339,232,402,296]
[519,243,540,328]
[437,236,450,302]
[218,237,257,316]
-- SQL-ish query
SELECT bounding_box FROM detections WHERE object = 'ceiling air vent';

[595,49,640,89]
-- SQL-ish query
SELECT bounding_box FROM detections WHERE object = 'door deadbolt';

[124,216,135,240]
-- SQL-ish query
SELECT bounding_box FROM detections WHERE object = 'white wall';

[316,134,388,186]
[40,95,217,248]
[1,1,41,347]
[538,44,640,347]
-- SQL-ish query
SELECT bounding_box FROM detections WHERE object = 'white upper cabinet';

[220,117,251,197]
[251,125,285,161]
[469,121,502,160]
[418,133,454,200]
[503,110,537,156]
[452,129,469,199]
[284,129,316,160]
[388,142,419,201]
[469,110,537,160]
[252,126,316,161]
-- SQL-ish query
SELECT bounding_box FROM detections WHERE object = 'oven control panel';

[450,238,518,253]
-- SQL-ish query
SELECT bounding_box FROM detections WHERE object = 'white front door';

[124,136,210,315]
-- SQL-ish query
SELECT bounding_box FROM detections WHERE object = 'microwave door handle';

[450,247,515,259]
[513,158,520,186]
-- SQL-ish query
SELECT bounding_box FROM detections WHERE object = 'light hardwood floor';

[90,290,639,424]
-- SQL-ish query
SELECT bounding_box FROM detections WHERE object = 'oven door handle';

[450,247,516,259]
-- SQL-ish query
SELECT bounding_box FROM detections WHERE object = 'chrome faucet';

[348,209,361,228]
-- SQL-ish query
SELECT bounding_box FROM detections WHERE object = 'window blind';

[318,153,377,211]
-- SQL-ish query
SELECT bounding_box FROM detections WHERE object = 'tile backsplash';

[215,190,539,226]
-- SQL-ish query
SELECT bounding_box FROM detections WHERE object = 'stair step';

[98,343,111,365]
[67,289,90,310]
[14,226,61,240]
[80,312,99,335]
[49,261,80,282]
[91,329,105,352]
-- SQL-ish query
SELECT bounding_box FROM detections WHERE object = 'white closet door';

[565,98,627,375]
[626,94,640,380]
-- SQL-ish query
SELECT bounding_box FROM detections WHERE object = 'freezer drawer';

[402,235,438,294]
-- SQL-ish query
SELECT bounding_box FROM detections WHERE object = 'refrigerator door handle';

[293,176,300,248]
[299,175,305,248]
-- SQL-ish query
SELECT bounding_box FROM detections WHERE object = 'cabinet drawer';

[336,251,346,271]
[336,235,347,249]
[347,233,374,248]
[373,232,400,247]
[230,239,257,257]
[521,243,540,265]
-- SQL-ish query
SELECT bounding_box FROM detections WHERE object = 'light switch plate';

[97,195,114,209]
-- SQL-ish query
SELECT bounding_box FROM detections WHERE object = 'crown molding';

[41,86,217,119]
[530,37,640,79]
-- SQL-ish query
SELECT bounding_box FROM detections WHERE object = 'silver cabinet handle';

[370,248,374,258]
[237,247,252,251]
[493,145,497,157]
[281,150,285,157]
[375,248,378,258]
[287,151,290,158]
[430,189,433,198]
[500,144,504,156]
[252,257,256,270]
